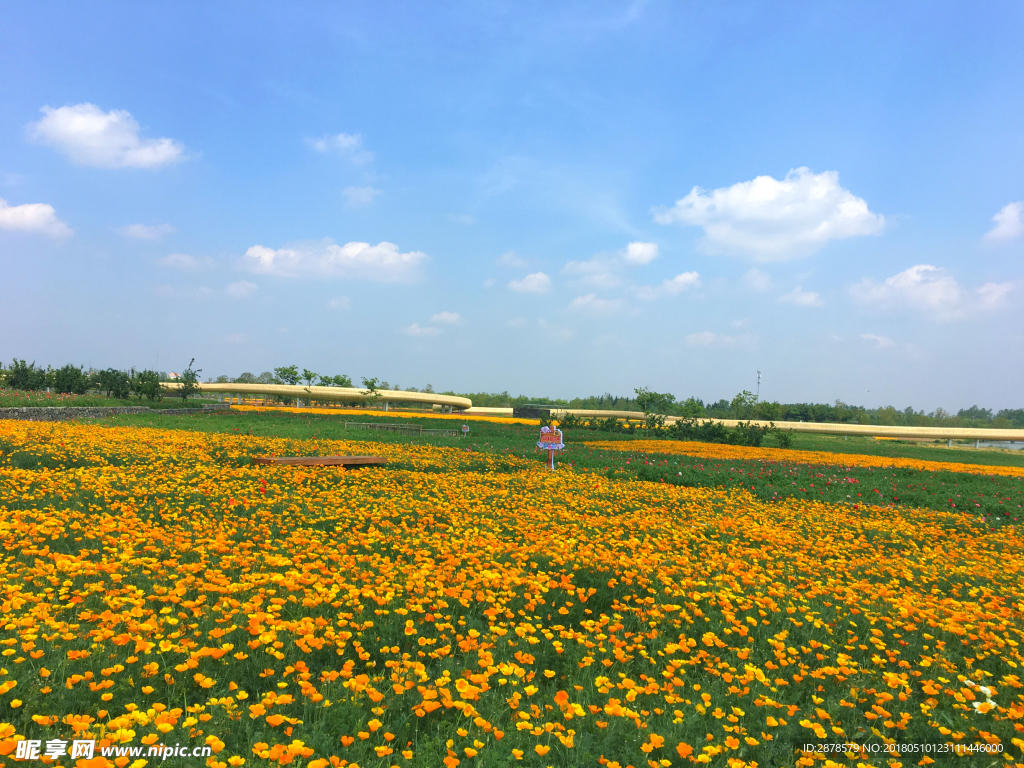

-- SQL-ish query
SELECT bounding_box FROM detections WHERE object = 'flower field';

[1,420,1023,768]
[585,441,1024,480]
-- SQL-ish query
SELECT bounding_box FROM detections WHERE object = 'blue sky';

[2,1,1022,409]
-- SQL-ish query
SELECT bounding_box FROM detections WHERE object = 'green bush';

[5,359,48,391]
[52,364,89,395]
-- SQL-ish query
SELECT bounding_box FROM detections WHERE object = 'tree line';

[1,358,202,402]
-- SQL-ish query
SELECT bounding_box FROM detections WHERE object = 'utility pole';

[756,370,761,400]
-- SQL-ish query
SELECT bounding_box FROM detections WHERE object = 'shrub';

[6,359,48,391]
[96,368,131,400]
[176,359,202,402]
[130,369,163,401]
[52,364,89,395]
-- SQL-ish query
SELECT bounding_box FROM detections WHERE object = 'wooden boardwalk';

[252,455,386,467]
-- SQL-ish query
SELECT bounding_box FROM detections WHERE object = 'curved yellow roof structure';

[162,382,472,410]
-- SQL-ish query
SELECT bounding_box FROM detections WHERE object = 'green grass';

[0,388,221,409]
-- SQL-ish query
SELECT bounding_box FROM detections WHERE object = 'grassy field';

[0,388,221,409]
[0,411,1021,767]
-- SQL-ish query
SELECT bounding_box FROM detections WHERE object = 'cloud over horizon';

[983,202,1023,243]
[654,167,884,260]
[244,239,427,281]
[851,264,1012,320]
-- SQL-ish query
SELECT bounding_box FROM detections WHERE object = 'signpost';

[537,425,565,470]
[461,424,470,437]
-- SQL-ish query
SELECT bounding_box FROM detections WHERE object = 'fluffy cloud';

[402,323,440,337]
[244,239,427,282]
[860,333,895,349]
[343,186,381,206]
[497,250,527,268]
[851,264,1012,320]
[0,198,71,237]
[158,253,213,271]
[624,241,659,264]
[779,286,824,307]
[508,272,552,293]
[226,281,258,299]
[567,293,624,314]
[634,271,700,300]
[653,167,884,260]
[983,202,1023,242]
[29,104,185,169]
[564,242,662,289]
[562,258,619,289]
[119,223,174,239]
[306,133,373,163]
[431,311,461,324]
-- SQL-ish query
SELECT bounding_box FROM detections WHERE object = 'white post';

[975,439,980,449]
[385,401,389,411]
[948,439,952,448]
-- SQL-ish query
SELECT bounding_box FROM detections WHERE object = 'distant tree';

[678,397,706,418]
[215,375,230,383]
[96,368,131,400]
[877,406,897,426]
[756,400,781,421]
[634,387,675,415]
[177,359,202,402]
[53,364,89,395]
[255,371,275,384]
[130,369,163,401]
[236,372,257,383]
[301,369,319,387]
[274,365,300,385]
[6,359,48,391]
[730,390,758,419]
[361,377,382,404]
[424,384,435,393]
[957,405,993,421]
[333,374,353,387]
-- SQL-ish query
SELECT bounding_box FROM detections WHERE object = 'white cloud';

[448,214,475,225]
[244,239,427,282]
[119,223,174,239]
[653,167,885,260]
[779,286,824,307]
[225,333,248,344]
[498,250,527,268]
[327,296,351,310]
[850,264,1012,320]
[624,241,659,264]
[29,103,185,169]
[685,331,740,347]
[483,278,496,288]
[635,271,701,300]
[983,202,1024,242]
[158,253,213,271]
[860,333,895,349]
[568,293,624,314]
[505,317,527,328]
[343,186,381,206]
[741,267,772,292]
[306,133,373,163]
[562,258,619,288]
[0,198,71,237]
[508,272,552,293]
[536,319,576,342]
[431,311,461,324]
[402,322,440,337]
[226,281,258,299]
